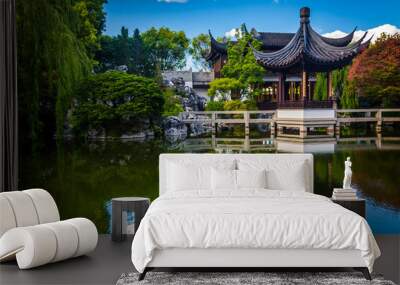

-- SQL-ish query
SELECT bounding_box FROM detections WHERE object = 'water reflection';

[173,135,400,154]
[20,136,400,234]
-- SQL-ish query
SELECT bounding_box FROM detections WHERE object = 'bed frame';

[139,248,371,280]
[138,154,372,281]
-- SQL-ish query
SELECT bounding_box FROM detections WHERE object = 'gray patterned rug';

[116,272,396,285]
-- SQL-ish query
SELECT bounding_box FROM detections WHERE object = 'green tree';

[188,33,211,71]
[95,27,188,77]
[313,73,327,100]
[95,35,116,72]
[208,78,244,100]
[221,24,264,96]
[17,0,105,140]
[131,28,148,75]
[207,24,264,101]
[332,67,348,99]
[73,0,107,59]
[72,71,165,134]
[340,80,359,109]
[115,27,131,67]
[142,27,189,72]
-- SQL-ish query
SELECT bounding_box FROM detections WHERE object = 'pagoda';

[251,7,369,108]
[207,7,370,140]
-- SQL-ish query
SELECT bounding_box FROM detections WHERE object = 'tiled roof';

[251,7,371,72]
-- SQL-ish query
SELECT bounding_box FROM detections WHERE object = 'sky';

[104,0,400,38]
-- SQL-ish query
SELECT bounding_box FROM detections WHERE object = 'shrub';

[208,78,243,100]
[223,100,257,111]
[72,71,164,134]
[205,101,224,111]
[163,88,184,116]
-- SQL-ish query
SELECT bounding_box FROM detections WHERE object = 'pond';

[20,137,400,234]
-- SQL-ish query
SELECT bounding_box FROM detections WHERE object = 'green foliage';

[205,101,225,111]
[17,0,105,140]
[72,71,164,134]
[208,78,244,100]
[131,28,148,75]
[73,0,107,59]
[115,27,131,67]
[163,88,184,116]
[380,86,400,107]
[223,100,257,111]
[205,98,256,112]
[332,67,348,99]
[188,33,211,71]
[95,27,189,77]
[95,27,138,73]
[314,68,355,107]
[340,80,359,109]
[313,73,327,100]
[142,27,190,71]
[206,24,263,103]
[220,24,265,97]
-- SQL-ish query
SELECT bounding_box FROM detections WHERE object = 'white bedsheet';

[131,190,380,273]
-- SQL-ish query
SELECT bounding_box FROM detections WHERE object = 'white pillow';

[266,161,306,191]
[237,159,307,191]
[167,159,236,192]
[211,168,236,191]
[168,162,210,191]
[236,169,267,189]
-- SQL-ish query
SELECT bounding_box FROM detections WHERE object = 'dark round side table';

[111,197,150,242]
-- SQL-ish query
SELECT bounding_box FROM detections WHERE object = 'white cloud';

[323,24,400,43]
[157,0,188,3]
[225,28,238,39]
[323,30,347,38]
[224,28,243,40]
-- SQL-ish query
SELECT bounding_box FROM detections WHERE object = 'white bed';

[131,154,380,280]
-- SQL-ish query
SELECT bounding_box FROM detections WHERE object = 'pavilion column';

[302,71,309,100]
[278,73,286,104]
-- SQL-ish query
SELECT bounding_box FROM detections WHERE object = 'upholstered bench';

[0,189,98,269]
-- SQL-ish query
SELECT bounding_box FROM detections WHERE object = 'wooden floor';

[0,235,399,285]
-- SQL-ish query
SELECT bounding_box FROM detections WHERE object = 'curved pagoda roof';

[251,7,371,73]
[206,20,358,62]
[205,30,228,61]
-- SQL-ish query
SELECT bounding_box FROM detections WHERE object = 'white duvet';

[131,190,380,273]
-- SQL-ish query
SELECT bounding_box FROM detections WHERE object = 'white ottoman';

[0,189,98,269]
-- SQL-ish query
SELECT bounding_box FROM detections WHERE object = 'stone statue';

[343,157,352,189]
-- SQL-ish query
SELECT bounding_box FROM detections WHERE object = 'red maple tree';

[348,33,400,107]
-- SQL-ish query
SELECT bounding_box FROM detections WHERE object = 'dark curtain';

[0,0,18,192]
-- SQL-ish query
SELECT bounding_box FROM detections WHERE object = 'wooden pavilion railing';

[179,110,276,137]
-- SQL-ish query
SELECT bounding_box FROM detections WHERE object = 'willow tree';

[313,68,351,104]
[17,0,105,141]
[313,73,327,100]
[332,67,348,99]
